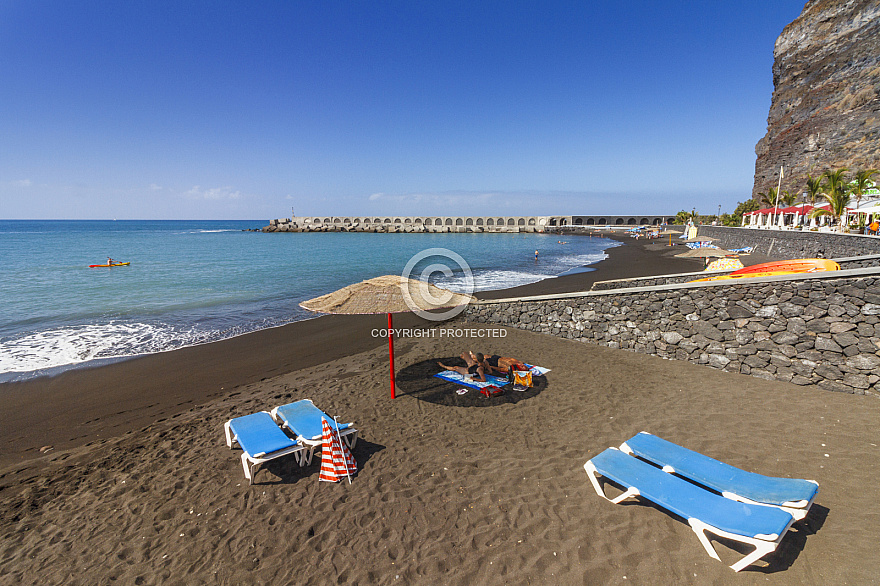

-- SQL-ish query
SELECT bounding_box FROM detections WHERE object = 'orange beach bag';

[513,370,533,387]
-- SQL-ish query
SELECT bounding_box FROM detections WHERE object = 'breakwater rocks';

[261,221,543,233]
[753,0,880,198]
[466,269,880,396]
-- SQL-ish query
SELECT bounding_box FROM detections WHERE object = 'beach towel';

[434,370,508,390]
[523,364,551,376]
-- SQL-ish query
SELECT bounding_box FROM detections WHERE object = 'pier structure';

[265,214,676,232]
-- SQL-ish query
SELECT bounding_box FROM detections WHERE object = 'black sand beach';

[2,232,877,584]
[1,231,706,468]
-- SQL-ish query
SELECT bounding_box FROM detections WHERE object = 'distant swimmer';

[535,250,538,260]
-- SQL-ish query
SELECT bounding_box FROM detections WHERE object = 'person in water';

[437,352,490,382]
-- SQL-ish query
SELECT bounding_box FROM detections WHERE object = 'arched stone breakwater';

[465,267,880,396]
[262,214,677,232]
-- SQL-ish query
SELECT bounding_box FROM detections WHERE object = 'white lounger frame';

[584,460,794,572]
[224,420,313,484]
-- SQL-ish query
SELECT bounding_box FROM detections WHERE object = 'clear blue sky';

[1,1,806,220]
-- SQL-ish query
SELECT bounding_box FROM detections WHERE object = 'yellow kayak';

[89,262,130,268]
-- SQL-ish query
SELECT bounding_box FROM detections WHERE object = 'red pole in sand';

[388,312,395,399]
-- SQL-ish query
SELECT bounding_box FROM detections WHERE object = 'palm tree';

[805,175,823,205]
[757,187,778,208]
[780,190,798,207]
[802,174,823,228]
[852,168,879,210]
[809,168,850,230]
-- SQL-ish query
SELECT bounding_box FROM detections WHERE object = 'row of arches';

[547,217,673,226]
[292,215,676,227]
[299,217,542,227]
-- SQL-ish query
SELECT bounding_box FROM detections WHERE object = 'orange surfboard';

[689,270,803,283]
[729,258,839,276]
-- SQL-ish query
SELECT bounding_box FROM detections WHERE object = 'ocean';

[0,220,618,381]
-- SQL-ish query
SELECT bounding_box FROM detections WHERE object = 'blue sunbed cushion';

[229,412,297,457]
[274,400,350,442]
[625,432,818,507]
[590,448,794,539]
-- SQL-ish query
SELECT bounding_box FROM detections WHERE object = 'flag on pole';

[318,417,357,483]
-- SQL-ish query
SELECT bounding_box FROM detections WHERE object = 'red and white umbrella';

[318,417,357,483]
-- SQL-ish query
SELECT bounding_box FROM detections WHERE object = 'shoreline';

[0,232,768,467]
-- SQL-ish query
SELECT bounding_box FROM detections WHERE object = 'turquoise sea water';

[0,220,618,381]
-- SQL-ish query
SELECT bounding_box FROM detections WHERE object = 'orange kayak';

[729,258,839,276]
[690,270,803,283]
[89,262,130,268]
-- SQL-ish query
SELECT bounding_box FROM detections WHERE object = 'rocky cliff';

[753,0,880,199]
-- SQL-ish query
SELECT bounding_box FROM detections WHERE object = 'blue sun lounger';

[585,447,796,572]
[224,411,312,484]
[620,432,818,520]
[270,399,357,465]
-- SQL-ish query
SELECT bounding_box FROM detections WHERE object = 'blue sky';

[1,1,806,220]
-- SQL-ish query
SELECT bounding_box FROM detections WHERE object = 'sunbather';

[466,351,527,375]
[437,352,490,382]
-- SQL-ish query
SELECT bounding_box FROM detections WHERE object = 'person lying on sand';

[437,352,490,382]
[466,351,527,375]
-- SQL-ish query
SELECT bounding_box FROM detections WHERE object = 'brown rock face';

[753,0,880,199]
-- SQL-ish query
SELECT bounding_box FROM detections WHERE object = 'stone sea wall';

[591,253,880,291]
[466,269,880,396]
[697,226,880,259]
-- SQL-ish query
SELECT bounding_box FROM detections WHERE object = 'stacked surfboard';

[689,259,839,283]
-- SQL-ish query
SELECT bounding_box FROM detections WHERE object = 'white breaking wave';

[0,322,213,376]
[437,252,607,293]
[438,269,543,293]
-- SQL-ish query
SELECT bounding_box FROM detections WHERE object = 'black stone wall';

[466,272,880,396]
[696,226,880,259]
